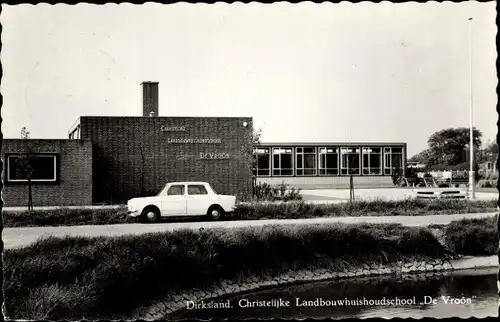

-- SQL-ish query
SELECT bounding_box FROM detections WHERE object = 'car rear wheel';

[207,205,224,221]
[140,207,160,223]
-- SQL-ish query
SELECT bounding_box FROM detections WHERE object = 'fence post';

[252,176,256,199]
[349,174,354,202]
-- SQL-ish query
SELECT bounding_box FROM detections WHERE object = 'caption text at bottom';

[186,296,476,310]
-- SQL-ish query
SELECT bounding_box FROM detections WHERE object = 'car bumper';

[127,210,141,217]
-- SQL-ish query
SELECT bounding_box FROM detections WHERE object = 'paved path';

[300,188,497,202]
[3,212,497,250]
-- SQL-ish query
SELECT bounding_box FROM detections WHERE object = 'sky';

[1,2,497,157]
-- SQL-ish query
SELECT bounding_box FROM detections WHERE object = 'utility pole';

[468,16,476,200]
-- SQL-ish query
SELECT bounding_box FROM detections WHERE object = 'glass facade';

[362,147,382,175]
[319,147,339,175]
[341,147,361,175]
[296,147,316,176]
[69,125,81,139]
[256,144,405,177]
[254,148,271,176]
[272,147,294,176]
[384,147,404,175]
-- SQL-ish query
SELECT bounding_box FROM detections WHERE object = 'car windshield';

[158,185,168,196]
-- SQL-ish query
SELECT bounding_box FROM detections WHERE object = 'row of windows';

[254,146,404,177]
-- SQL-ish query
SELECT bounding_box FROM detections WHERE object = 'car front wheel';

[140,207,160,223]
[207,205,224,221]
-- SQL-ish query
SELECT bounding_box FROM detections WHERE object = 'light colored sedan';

[413,187,468,199]
[127,182,236,223]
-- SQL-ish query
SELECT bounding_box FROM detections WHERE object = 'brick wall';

[80,116,253,203]
[2,139,93,206]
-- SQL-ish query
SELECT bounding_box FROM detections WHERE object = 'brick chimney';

[141,81,159,117]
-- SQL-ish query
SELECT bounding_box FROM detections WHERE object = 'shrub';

[254,182,303,202]
[4,223,448,320]
[481,181,493,188]
[391,167,404,186]
[443,215,499,256]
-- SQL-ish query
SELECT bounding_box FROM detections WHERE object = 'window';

[272,147,294,176]
[188,185,208,195]
[340,147,361,175]
[318,147,339,175]
[254,148,271,176]
[383,147,404,175]
[167,185,185,196]
[296,147,317,176]
[68,125,81,140]
[362,147,382,175]
[6,154,58,183]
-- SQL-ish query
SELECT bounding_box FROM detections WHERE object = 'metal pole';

[468,17,476,199]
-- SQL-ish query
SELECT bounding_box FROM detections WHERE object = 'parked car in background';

[127,182,236,223]
[413,187,468,199]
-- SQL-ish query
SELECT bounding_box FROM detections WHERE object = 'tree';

[18,127,34,211]
[241,126,262,198]
[391,166,404,186]
[425,127,482,167]
[408,148,432,164]
[477,139,498,164]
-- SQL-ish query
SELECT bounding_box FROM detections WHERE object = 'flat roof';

[78,116,254,119]
[257,142,406,146]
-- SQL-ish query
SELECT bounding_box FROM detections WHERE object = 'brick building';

[69,115,253,204]
[3,82,253,206]
[2,81,407,206]
[2,139,93,206]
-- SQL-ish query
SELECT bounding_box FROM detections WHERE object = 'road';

[3,212,497,250]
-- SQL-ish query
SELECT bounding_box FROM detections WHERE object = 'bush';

[3,223,448,320]
[481,181,493,188]
[443,215,499,256]
[391,167,404,186]
[254,182,303,202]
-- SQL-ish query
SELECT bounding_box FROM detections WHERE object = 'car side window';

[167,185,185,196]
[188,185,208,195]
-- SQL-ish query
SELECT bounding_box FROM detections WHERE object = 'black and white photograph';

[1,1,498,320]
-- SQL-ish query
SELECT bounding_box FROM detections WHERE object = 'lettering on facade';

[160,126,187,132]
[168,138,222,144]
[200,152,230,160]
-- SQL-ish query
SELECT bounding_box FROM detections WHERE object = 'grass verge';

[3,199,497,228]
[442,214,499,256]
[4,223,449,320]
[232,199,497,220]
[3,207,135,228]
